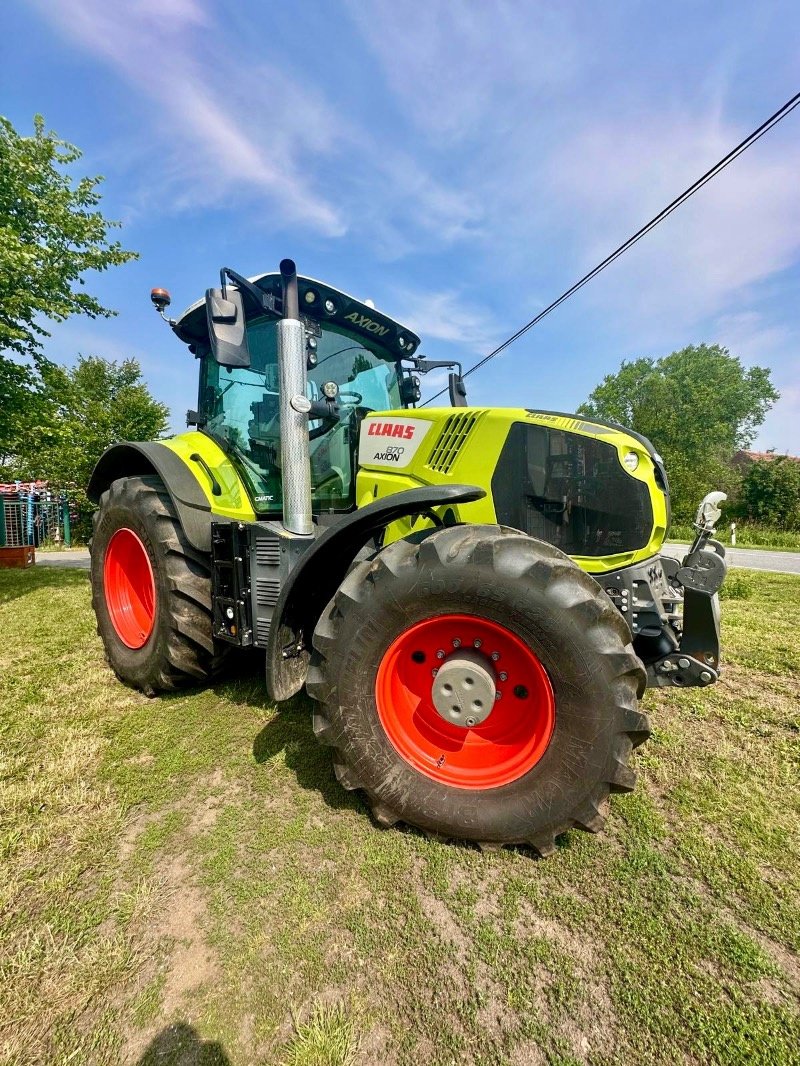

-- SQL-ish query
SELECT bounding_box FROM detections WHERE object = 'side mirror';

[448,372,468,407]
[205,287,251,368]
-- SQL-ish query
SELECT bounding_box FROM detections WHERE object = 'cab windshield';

[200,317,402,514]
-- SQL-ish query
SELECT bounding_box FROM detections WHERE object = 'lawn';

[1,567,798,1066]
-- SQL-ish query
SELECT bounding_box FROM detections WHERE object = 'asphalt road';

[32,544,800,575]
[661,542,800,575]
[35,549,90,570]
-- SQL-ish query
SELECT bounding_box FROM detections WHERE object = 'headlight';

[322,380,339,400]
[622,451,639,472]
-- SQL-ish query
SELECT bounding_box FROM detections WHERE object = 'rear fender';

[87,442,212,552]
[266,483,485,701]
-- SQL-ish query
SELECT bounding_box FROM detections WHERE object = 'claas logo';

[367,421,415,440]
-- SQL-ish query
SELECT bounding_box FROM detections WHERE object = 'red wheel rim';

[375,614,555,789]
[103,528,156,649]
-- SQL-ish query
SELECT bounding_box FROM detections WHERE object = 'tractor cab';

[171,267,423,517]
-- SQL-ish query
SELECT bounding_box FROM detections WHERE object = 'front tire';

[90,475,226,694]
[307,525,650,855]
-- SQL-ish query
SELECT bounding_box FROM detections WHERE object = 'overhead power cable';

[421,89,800,406]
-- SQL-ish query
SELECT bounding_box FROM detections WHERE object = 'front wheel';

[307,525,650,855]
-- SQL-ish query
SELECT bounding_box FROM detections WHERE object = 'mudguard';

[87,442,213,552]
[265,483,486,701]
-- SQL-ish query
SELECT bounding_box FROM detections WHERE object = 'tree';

[0,358,47,468]
[739,458,800,529]
[578,344,779,520]
[8,356,169,537]
[0,115,137,359]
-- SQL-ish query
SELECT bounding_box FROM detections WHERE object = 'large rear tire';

[307,525,649,855]
[90,475,227,694]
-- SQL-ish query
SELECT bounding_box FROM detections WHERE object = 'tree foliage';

[8,355,169,489]
[4,356,169,540]
[739,458,800,529]
[578,344,779,520]
[0,114,137,359]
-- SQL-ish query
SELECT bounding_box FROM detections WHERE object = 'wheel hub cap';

[431,650,496,728]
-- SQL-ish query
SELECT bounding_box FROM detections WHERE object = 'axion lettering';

[367,421,415,440]
[344,311,390,337]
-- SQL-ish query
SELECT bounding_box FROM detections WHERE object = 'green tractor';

[88,259,727,854]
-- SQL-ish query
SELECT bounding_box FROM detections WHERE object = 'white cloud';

[33,0,494,254]
[344,1,579,144]
[390,289,499,353]
[32,0,345,234]
[542,108,800,333]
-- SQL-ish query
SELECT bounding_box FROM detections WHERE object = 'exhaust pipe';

[277,259,313,536]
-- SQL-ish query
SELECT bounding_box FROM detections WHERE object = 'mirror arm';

[220,267,279,318]
[407,356,464,377]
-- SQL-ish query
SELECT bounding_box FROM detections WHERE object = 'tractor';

[88,259,727,854]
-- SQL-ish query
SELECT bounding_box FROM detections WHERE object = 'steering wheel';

[338,390,363,406]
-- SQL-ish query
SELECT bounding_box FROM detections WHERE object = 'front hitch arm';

[648,492,728,689]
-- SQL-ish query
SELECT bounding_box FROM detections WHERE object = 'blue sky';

[4,1,800,451]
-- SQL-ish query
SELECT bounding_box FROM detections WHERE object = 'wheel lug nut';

[436,649,445,660]
[452,638,461,648]
[495,690,502,700]
[465,717,476,727]
[498,671,508,681]
[491,651,500,661]
[431,668,438,677]
[473,639,482,648]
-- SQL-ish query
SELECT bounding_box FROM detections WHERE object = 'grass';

[1,566,798,1065]
[668,521,800,551]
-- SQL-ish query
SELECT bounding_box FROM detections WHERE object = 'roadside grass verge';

[668,521,800,551]
[1,566,798,1065]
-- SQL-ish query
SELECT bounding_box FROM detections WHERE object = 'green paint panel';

[162,432,256,522]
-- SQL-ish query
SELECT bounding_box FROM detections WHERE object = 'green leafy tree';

[0,359,47,468]
[0,115,137,359]
[10,356,169,537]
[739,457,800,529]
[578,344,779,520]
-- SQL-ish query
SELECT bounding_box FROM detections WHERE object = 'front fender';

[265,483,485,701]
[87,441,213,552]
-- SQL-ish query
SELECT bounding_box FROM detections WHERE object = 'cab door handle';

[190,453,222,496]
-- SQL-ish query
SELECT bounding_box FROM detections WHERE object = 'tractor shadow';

[251,692,364,815]
[135,1022,230,1065]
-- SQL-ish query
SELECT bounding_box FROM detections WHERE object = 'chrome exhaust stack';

[277,259,313,536]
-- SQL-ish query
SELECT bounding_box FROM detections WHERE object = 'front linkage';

[600,492,728,690]
[650,491,728,688]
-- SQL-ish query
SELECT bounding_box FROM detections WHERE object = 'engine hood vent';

[426,412,479,474]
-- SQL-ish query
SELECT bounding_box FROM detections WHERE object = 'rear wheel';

[307,525,649,854]
[90,475,227,694]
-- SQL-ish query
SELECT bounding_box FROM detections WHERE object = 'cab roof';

[173,271,421,359]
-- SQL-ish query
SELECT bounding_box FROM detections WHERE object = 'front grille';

[426,413,479,473]
[256,617,271,645]
[491,422,654,556]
